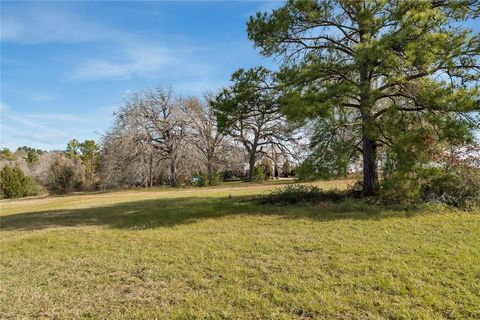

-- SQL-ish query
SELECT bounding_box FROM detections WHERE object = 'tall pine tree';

[248,0,479,195]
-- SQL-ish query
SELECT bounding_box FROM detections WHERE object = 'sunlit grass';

[1,179,479,319]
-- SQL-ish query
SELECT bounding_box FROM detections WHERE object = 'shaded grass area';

[1,180,479,319]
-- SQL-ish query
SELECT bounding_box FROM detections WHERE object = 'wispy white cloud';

[2,3,212,82]
[0,101,11,112]
[64,35,216,81]
[1,109,72,148]
[0,2,269,150]
[65,45,176,81]
[0,100,112,150]
[32,93,56,102]
[0,4,109,44]
[22,113,86,123]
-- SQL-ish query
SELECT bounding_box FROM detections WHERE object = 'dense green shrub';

[257,184,344,205]
[380,167,480,208]
[195,172,208,187]
[421,168,480,208]
[0,165,42,199]
[260,158,273,179]
[210,170,221,186]
[220,169,243,182]
[195,170,221,187]
[294,159,331,181]
[380,171,424,205]
[254,165,266,183]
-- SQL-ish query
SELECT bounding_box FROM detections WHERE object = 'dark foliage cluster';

[0,166,42,199]
[421,169,480,209]
[257,184,346,205]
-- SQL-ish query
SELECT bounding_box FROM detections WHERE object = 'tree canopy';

[248,0,480,194]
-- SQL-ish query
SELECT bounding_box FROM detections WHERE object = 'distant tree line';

[1,84,300,198]
[0,140,99,198]
[99,86,299,189]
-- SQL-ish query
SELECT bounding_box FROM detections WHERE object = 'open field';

[1,180,479,319]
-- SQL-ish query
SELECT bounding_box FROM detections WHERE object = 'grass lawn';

[1,180,479,319]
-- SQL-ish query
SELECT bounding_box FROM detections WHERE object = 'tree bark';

[169,159,178,187]
[358,53,379,195]
[362,135,379,196]
[248,152,256,181]
[206,162,213,185]
[149,153,153,187]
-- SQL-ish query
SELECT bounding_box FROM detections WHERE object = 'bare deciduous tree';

[184,93,234,184]
[213,67,300,181]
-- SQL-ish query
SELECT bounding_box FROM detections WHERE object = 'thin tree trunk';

[149,153,153,187]
[169,159,178,187]
[207,162,213,185]
[248,152,256,181]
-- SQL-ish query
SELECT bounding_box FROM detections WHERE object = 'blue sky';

[1,1,478,151]
[1,1,282,150]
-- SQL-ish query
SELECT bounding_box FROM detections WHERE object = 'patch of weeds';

[256,184,351,206]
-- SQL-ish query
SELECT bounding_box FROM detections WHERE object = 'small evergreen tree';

[65,139,81,159]
[0,148,17,161]
[196,172,209,187]
[26,150,40,167]
[0,165,40,199]
[79,140,99,181]
[254,164,266,183]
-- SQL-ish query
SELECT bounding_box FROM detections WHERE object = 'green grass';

[1,180,479,319]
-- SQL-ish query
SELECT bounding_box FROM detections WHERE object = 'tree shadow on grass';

[0,195,418,232]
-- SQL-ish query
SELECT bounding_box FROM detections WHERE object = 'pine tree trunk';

[362,136,379,196]
[358,53,379,196]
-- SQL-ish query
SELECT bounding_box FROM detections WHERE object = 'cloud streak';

[0,4,109,44]
[64,45,177,81]
[32,93,56,102]
[0,101,111,150]
[0,2,273,150]
[2,3,214,82]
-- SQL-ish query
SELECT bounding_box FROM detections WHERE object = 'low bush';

[380,171,424,206]
[257,184,345,205]
[421,168,480,209]
[210,170,221,186]
[220,169,244,182]
[380,167,480,209]
[195,170,221,187]
[254,165,266,183]
[294,160,319,182]
[195,172,208,187]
